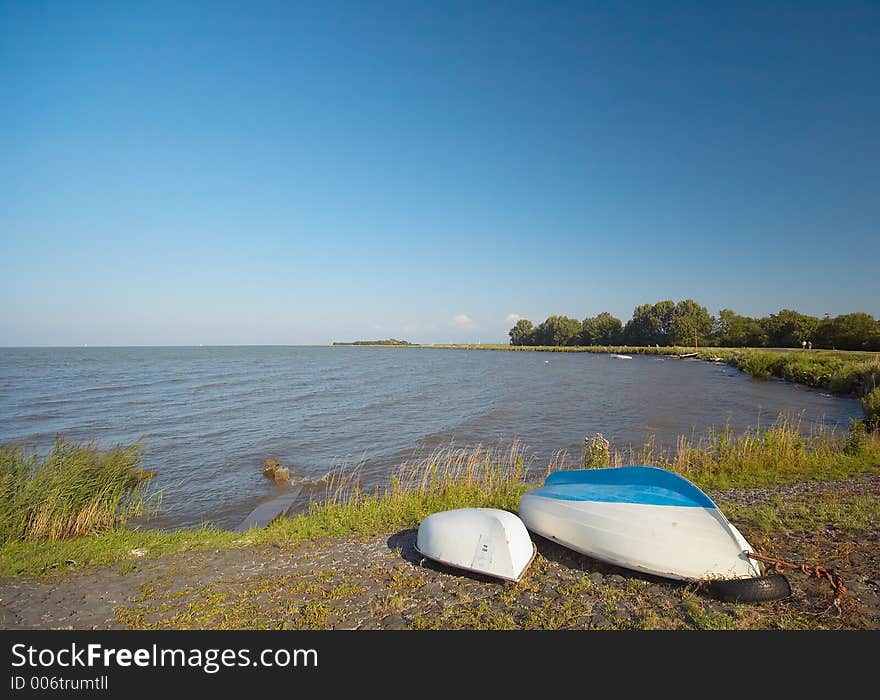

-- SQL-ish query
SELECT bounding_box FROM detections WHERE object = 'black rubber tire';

[707,574,792,603]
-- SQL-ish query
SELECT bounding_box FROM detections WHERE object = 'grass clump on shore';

[0,439,155,545]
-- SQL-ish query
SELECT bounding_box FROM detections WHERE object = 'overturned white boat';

[416,508,536,582]
[519,467,761,582]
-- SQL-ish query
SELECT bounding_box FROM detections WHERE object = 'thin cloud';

[505,313,522,323]
[453,314,475,328]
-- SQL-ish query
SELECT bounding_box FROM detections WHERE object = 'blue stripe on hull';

[532,466,717,508]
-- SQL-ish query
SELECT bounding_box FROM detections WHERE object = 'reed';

[0,439,155,544]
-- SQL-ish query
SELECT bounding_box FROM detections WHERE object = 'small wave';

[293,472,331,489]
[79,385,133,394]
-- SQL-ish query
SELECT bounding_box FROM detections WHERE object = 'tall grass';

[599,414,880,490]
[265,416,880,541]
[270,440,545,542]
[0,439,154,544]
[860,387,880,430]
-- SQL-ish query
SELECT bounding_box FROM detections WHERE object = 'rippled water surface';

[0,346,862,528]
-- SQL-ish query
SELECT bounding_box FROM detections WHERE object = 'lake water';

[0,346,863,529]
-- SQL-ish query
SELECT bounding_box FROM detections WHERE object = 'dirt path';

[2,476,878,630]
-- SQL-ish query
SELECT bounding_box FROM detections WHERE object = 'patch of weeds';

[633,610,672,630]
[134,582,157,603]
[522,595,594,630]
[432,600,516,630]
[371,593,405,618]
[117,561,140,575]
[557,575,596,598]
[682,598,737,630]
[312,569,335,583]
[285,600,332,630]
[725,492,880,535]
[323,580,364,600]
[388,569,427,592]
[410,613,442,630]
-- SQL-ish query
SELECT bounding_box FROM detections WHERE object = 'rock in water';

[263,458,282,478]
[273,466,290,484]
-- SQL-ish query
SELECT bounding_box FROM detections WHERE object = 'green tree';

[508,319,535,346]
[712,309,768,347]
[814,313,880,350]
[535,315,582,346]
[581,312,623,346]
[760,310,820,348]
[668,299,713,346]
[623,300,676,345]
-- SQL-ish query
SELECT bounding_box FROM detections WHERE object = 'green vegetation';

[722,492,880,535]
[601,415,880,491]
[0,439,154,545]
[332,339,412,346]
[862,387,880,431]
[582,433,610,469]
[2,422,878,578]
[115,569,358,630]
[507,300,880,350]
[0,440,530,577]
[722,349,879,399]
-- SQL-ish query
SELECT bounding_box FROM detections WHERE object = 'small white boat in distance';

[416,508,536,582]
[519,467,761,581]
[612,354,632,360]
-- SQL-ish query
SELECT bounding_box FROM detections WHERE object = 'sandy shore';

[1,476,878,630]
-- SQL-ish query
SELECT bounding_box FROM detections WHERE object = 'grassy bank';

[409,343,879,391]
[2,422,878,578]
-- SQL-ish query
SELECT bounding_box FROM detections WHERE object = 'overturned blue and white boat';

[519,466,761,582]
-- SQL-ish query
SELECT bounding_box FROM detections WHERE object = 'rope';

[747,551,847,601]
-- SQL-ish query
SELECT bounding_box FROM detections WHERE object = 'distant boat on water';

[612,354,632,360]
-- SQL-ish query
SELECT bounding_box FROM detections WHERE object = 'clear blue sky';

[2,1,878,346]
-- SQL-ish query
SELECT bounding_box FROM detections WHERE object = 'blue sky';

[2,1,878,345]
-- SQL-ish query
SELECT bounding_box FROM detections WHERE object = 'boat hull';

[519,467,760,581]
[416,508,536,582]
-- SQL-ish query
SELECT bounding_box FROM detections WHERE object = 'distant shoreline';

[337,344,880,420]
[332,339,413,346]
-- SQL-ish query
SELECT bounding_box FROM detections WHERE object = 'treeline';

[508,301,880,351]
[333,339,412,346]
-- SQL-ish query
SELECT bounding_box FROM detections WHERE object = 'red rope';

[747,551,847,600]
